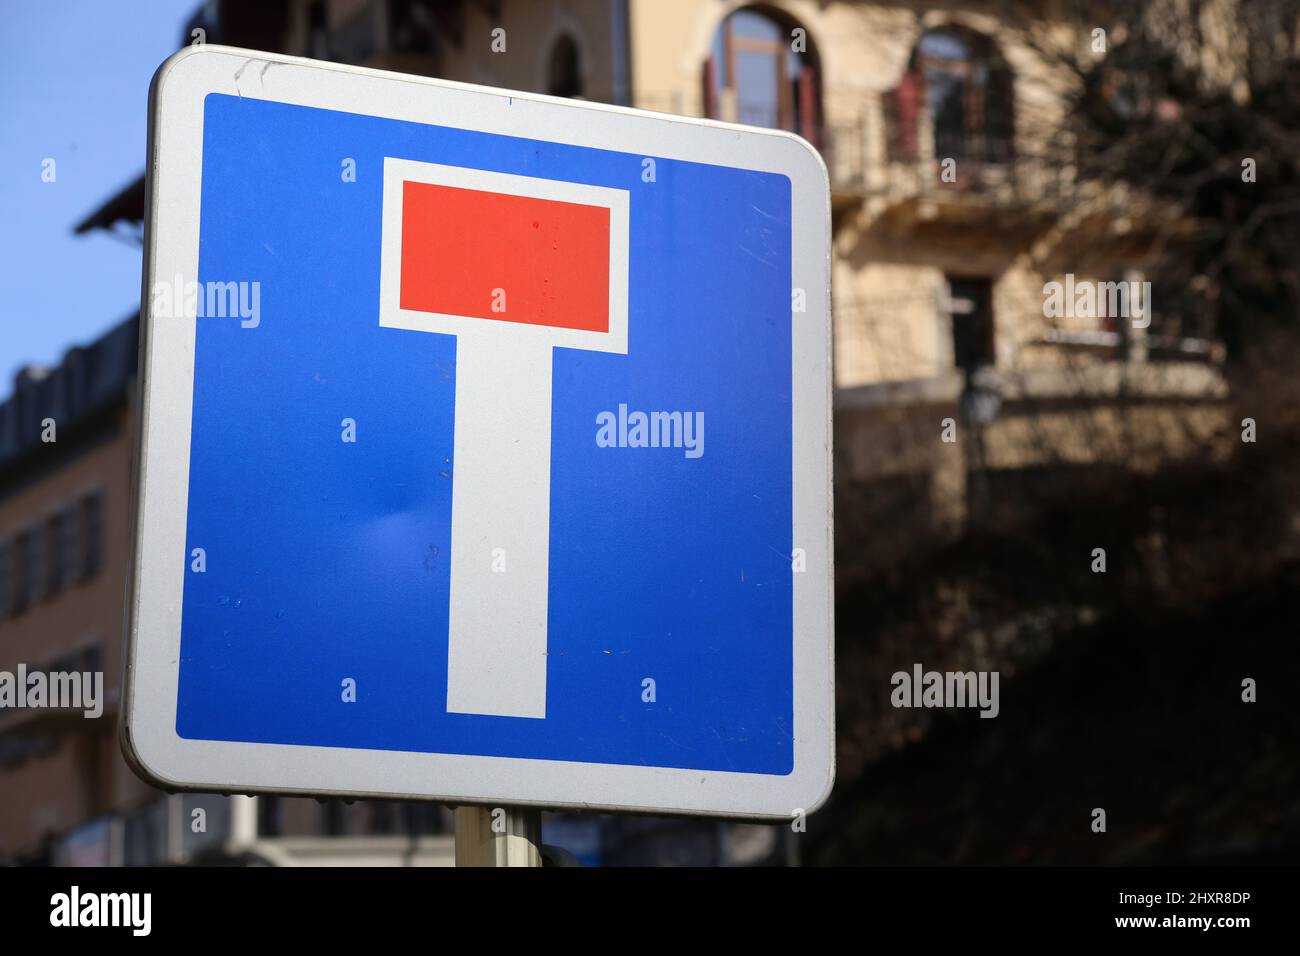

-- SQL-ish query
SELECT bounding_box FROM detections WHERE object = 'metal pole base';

[454,805,543,867]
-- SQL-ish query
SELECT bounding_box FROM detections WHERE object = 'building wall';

[282,0,622,102]
[0,409,155,861]
[432,0,618,100]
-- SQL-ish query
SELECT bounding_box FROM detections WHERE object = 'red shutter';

[703,56,719,120]
[894,70,921,161]
[798,67,818,145]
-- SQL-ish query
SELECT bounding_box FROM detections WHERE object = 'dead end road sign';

[122,45,833,821]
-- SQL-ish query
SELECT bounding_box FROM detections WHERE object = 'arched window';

[703,7,821,143]
[546,34,584,99]
[890,26,1014,167]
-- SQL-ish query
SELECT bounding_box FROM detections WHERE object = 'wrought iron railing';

[634,91,1078,207]
[833,293,1225,393]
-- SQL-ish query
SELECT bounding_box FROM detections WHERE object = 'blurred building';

[1,0,1236,865]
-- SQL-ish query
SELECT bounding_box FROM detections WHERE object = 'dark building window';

[331,4,378,65]
[43,514,63,597]
[0,493,102,615]
[891,26,1014,167]
[47,650,79,676]
[0,538,13,618]
[80,492,103,581]
[56,505,80,590]
[546,34,584,98]
[9,532,29,614]
[307,0,329,59]
[22,527,45,606]
[258,796,284,837]
[323,799,350,836]
[389,0,438,56]
[402,801,446,835]
[948,276,996,374]
[369,800,398,835]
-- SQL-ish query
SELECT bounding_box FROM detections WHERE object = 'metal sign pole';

[454,805,543,867]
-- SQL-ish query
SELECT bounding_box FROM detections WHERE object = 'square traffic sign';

[123,45,833,819]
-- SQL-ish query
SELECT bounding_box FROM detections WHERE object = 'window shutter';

[798,67,818,145]
[26,525,46,605]
[986,64,1015,163]
[0,539,12,618]
[58,505,80,590]
[81,493,103,581]
[893,70,921,161]
[702,55,719,120]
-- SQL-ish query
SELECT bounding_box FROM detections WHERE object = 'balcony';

[635,91,1079,231]
[833,289,1227,396]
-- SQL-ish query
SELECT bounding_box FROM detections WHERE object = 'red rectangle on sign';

[399,181,610,332]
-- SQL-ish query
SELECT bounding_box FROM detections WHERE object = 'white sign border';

[123,45,834,820]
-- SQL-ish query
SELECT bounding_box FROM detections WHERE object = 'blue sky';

[0,0,198,385]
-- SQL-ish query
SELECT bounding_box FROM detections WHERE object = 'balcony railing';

[634,91,1079,212]
[833,292,1227,394]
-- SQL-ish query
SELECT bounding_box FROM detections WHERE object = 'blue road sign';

[124,46,833,819]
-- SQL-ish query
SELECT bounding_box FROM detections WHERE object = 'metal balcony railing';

[634,91,1079,211]
[833,293,1226,394]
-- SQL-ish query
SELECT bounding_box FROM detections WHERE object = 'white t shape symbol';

[379,158,630,719]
